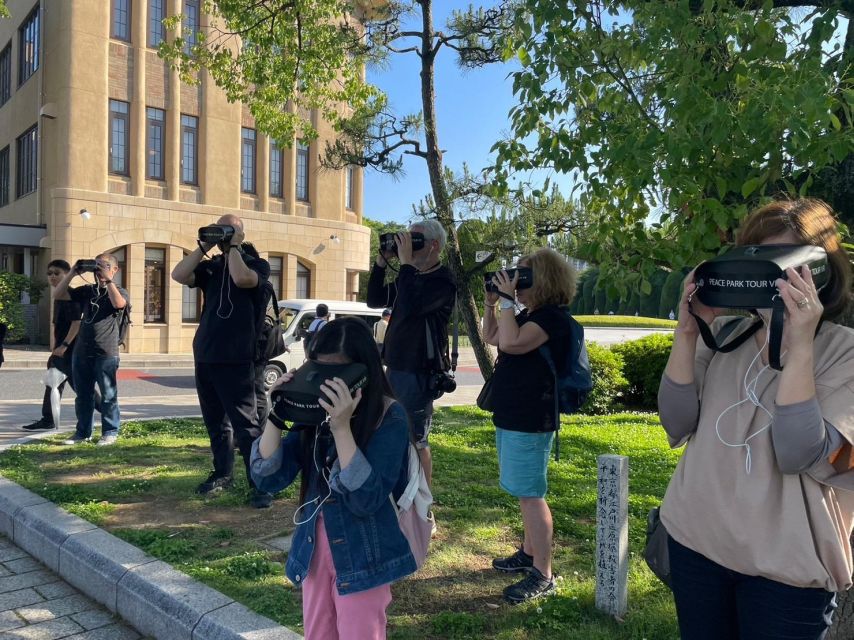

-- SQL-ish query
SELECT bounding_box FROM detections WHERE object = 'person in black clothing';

[171,214,273,509]
[54,253,130,446]
[482,247,577,604]
[366,219,456,488]
[22,260,86,431]
[0,321,6,369]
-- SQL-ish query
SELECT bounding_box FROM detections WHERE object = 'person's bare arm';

[171,246,210,286]
[227,248,260,289]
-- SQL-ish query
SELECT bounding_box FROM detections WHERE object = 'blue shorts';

[495,428,554,498]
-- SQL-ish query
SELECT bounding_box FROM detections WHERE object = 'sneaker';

[96,434,118,446]
[503,567,556,604]
[61,435,91,445]
[22,418,55,431]
[492,547,534,573]
[196,472,233,495]
[250,489,273,509]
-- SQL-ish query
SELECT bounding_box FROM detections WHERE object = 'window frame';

[143,247,166,324]
[111,0,132,43]
[296,261,311,298]
[148,0,165,48]
[146,107,165,180]
[269,142,283,198]
[268,256,283,298]
[183,0,200,54]
[15,125,37,198]
[241,127,257,194]
[0,42,11,106]
[0,146,9,207]
[18,6,40,87]
[109,99,130,176]
[296,142,309,202]
[181,114,198,185]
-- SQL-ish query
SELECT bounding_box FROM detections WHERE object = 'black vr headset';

[689,244,829,370]
[268,361,368,429]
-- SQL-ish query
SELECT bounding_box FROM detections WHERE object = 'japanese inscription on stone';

[595,454,629,617]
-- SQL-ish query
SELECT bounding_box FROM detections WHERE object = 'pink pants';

[302,515,392,640]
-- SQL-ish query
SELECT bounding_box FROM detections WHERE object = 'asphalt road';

[0,327,669,444]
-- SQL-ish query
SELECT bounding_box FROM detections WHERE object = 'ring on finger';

[796,297,809,309]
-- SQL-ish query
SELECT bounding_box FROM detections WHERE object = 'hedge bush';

[610,333,674,409]
[581,342,627,415]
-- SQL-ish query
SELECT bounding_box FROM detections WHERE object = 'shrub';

[611,333,674,409]
[639,268,668,318]
[581,342,627,414]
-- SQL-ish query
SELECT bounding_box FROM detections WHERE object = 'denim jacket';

[250,402,417,595]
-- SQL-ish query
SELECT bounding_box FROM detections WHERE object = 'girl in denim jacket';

[251,317,416,640]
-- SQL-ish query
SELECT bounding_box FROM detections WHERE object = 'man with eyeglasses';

[53,254,129,446]
[21,259,100,432]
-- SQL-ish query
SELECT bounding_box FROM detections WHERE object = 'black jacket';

[367,264,456,372]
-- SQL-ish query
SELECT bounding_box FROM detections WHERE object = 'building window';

[296,261,310,298]
[144,247,166,323]
[111,0,131,42]
[109,100,130,176]
[182,284,201,322]
[0,43,11,106]
[270,142,283,198]
[183,0,199,53]
[18,7,39,86]
[149,0,165,47]
[268,256,282,297]
[241,127,256,193]
[296,142,309,202]
[146,107,165,180]
[345,165,355,210]
[111,247,126,288]
[181,114,198,185]
[15,125,37,198]
[0,146,9,207]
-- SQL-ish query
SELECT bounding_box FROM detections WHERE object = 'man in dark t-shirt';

[367,219,456,489]
[172,214,273,509]
[22,260,90,431]
[54,253,129,446]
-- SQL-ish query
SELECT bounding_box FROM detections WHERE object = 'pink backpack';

[392,444,434,569]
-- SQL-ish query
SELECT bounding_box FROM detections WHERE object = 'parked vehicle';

[263,299,384,389]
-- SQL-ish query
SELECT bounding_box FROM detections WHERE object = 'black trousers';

[195,362,262,488]
[253,360,269,426]
[41,354,75,422]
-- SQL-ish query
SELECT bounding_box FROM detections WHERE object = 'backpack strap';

[538,343,561,462]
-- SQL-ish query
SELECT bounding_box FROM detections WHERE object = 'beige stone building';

[0,0,370,353]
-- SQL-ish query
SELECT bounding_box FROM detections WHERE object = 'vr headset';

[198,224,236,246]
[484,267,534,293]
[75,259,99,273]
[268,361,369,429]
[379,231,425,254]
[689,244,829,370]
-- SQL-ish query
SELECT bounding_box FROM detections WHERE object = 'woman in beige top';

[658,199,854,640]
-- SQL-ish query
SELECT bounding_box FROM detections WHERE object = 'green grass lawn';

[573,316,677,329]
[0,408,681,639]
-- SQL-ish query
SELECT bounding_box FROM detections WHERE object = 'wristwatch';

[61,341,71,348]
[499,298,515,310]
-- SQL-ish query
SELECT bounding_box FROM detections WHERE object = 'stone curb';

[0,476,302,640]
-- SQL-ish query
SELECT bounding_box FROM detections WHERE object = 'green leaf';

[741,177,761,198]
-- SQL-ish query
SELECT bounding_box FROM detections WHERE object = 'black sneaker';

[492,548,534,573]
[196,472,233,495]
[503,567,556,604]
[250,489,273,509]
[22,418,55,431]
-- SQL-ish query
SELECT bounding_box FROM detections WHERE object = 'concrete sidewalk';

[0,478,299,640]
[0,534,143,639]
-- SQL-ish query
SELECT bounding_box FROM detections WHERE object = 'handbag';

[476,375,495,412]
[643,506,672,589]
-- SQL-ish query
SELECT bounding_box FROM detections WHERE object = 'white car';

[263,299,385,388]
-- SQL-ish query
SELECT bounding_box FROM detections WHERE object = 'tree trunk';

[827,534,854,639]
[417,0,495,377]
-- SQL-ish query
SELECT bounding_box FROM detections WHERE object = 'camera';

[428,371,457,399]
[198,224,236,246]
[484,267,534,292]
[75,259,99,273]
[379,231,426,255]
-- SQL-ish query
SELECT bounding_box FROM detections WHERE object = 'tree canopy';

[495,0,853,297]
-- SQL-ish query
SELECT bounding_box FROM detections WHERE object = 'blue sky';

[363,2,518,224]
